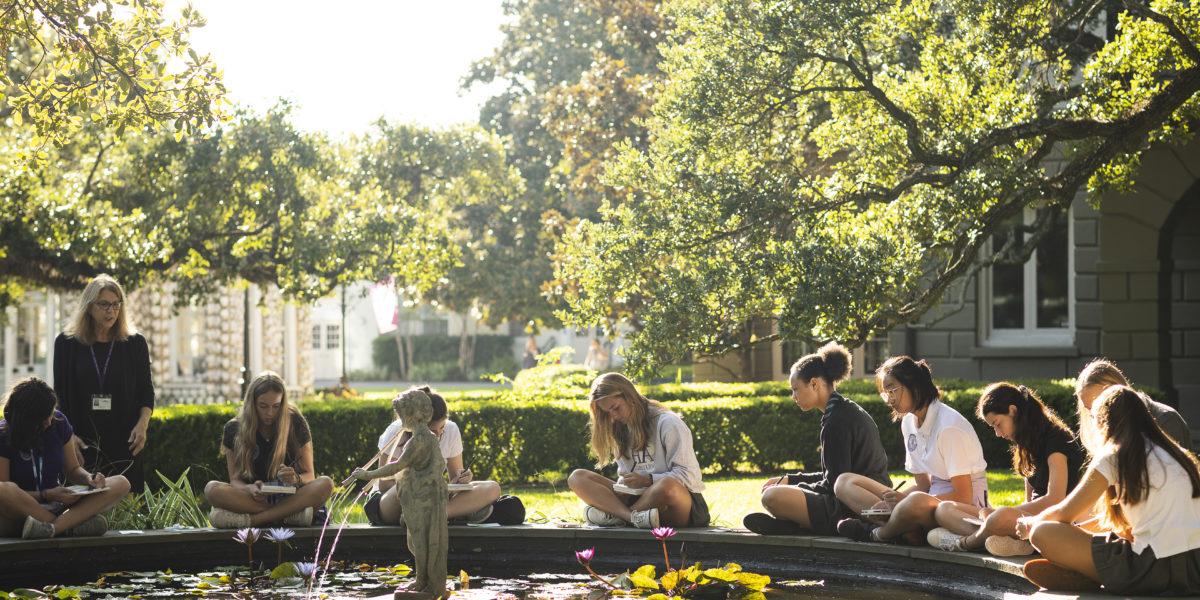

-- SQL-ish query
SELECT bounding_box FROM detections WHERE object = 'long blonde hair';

[587,373,664,467]
[1075,358,1128,455]
[66,274,134,345]
[224,371,300,482]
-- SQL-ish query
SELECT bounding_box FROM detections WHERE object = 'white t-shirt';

[901,399,989,506]
[377,419,463,469]
[1093,442,1200,558]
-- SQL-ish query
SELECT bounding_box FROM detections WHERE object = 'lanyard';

[90,341,114,389]
[31,452,43,493]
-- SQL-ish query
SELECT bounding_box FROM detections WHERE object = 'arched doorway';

[1159,178,1200,432]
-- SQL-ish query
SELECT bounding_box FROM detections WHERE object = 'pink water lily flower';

[575,547,595,565]
[651,526,676,541]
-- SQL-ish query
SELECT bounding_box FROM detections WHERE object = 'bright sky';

[170,1,507,136]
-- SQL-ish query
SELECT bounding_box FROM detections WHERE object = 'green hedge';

[370,334,516,380]
[142,379,1095,490]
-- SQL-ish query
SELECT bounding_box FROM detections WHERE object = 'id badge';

[91,394,113,411]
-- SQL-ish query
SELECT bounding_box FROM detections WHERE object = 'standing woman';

[744,342,891,535]
[1016,386,1200,595]
[54,275,154,491]
[834,357,989,544]
[203,372,334,528]
[567,373,708,529]
[928,383,1085,555]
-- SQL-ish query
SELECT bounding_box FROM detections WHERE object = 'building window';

[326,324,340,350]
[421,318,449,336]
[779,340,811,375]
[312,325,322,350]
[172,306,206,381]
[984,208,1073,346]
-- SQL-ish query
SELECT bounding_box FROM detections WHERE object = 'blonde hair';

[223,371,300,482]
[66,274,134,345]
[1075,358,1130,455]
[587,373,664,467]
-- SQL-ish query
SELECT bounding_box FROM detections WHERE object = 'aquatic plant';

[573,546,618,590]
[652,526,676,571]
[264,528,296,565]
[233,527,261,567]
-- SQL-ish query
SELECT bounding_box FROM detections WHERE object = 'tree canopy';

[557,0,1200,377]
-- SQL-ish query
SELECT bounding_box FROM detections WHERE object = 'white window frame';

[326,324,341,350]
[981,206,1075,348]
[311,325,322,350]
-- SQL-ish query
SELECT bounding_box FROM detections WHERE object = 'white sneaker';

[630,508,660,530]
[21,516,55,540]
[985,535,1035,557]
[209,507,253,529]
[927,527,967,552]
[466,504,493,524]
[583,505,625,527]
[283,507,313,527]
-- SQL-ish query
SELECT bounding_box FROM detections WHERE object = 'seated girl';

[1017,386,1200,595]
[927,383,1084,555]
[204,372,333,528]
[834,356,988,544]
[366,386,509,525]
[568,373,708,529]
[0,377,131,539]
[744,342,892,535]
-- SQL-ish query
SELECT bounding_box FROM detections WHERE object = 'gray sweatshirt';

[614,410,705,493]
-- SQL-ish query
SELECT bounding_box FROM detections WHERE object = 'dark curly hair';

[1,377,59,452]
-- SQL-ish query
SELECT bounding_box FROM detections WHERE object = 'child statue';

[353,388,448,598]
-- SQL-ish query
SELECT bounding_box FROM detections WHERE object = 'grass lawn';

[510,470,1025,528]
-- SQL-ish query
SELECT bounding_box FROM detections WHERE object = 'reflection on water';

[45,567,949,599]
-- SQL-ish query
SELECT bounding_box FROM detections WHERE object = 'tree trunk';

[392,328,408,380]
[457,312,477,376]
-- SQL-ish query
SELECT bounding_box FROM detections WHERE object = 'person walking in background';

[53,274,154,491]
[521,336,539,370]
[568,373,709,529]
[744,342,891,536]
[584,339,610,372]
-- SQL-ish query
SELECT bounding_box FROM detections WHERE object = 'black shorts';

[802,489,848,536]
[688,492,710,528]
[1092,533,1200,596]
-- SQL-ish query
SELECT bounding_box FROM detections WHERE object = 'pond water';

[13,565,949,599]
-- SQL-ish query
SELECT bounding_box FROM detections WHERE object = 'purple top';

[0,410,75,491]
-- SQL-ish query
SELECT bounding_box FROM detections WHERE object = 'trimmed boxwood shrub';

[143,378,1108,490]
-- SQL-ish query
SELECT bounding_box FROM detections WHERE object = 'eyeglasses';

[879,386,902,402]
[94,301,122,313]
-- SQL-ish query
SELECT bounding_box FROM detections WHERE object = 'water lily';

[294,561,317,580]
[651,527,676,572]
[651,527,676,541]
[573,547,616,590]
[233,527,261,567]
[265,528,296,564]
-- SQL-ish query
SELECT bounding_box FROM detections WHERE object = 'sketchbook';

[860,507,893,517]
[65,485,109,496]
[447,483,478,492]
[612,483,647,496]
[259,484,298,495]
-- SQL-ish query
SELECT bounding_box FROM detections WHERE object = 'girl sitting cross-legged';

[1016,385,1200,595]
[833,356,989,545]
[567,373,709,529]
[743,342,892,536]
[926,382,1085,555]
[204,372,333,528]
[0,377,131,539]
